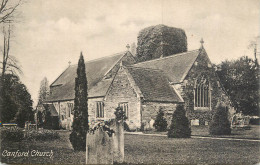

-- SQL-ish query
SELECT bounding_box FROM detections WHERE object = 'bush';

[25,129,60,141]
[209,105,231,135]
[1,128,24,142]
[153,108,168,132]
[249,118,260,125]
[168,104,191,138]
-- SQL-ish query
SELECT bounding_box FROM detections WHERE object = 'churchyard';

[1,126,259,164]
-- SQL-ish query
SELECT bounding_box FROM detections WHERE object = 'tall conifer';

[70,52,89,151]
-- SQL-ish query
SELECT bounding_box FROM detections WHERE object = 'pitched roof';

[46,51,129,101]
[132,49,201,83]
[126,66,184,103]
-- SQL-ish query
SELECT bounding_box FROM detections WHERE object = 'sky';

[4,0,259,107]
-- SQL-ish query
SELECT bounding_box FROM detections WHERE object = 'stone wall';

[141,102,177,130]
[52,100,74,130]
[105,67,141,130]
[175,48,234,124]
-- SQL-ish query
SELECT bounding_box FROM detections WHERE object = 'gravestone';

[86,121,124,164]
[86,127,114,164]
[110,120,124,163]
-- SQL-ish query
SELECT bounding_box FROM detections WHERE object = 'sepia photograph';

[0,0,259,164]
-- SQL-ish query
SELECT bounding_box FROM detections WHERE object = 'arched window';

[194,75,211,109]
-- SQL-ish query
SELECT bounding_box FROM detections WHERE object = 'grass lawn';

[1,130,85,164]
[144,125,260,139]
[124,134,260,164]
[1,131,260,164]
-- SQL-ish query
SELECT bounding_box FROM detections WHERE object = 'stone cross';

[200,38,204,47]
[126,44,130,51]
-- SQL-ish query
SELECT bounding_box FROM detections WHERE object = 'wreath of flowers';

[88,122,115,137]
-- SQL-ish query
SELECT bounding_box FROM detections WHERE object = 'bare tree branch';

[0,0,21,23]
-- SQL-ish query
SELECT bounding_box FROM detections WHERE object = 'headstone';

[86,121,124,164]
[191,119,200,126]
[86,128,113,164]
[110,120,124,163]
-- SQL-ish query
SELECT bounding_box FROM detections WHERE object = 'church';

[45,39,235,130]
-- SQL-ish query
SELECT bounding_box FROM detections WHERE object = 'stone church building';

[45,42,234,130]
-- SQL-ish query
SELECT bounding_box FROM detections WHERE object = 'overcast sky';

[6,0,259,106]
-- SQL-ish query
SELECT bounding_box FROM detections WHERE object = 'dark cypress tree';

[168,104,191,138]
[70,52,89,151]
[209,105,231,135]
[153,108,168,131]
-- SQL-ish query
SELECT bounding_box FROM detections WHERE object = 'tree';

[37,77,50,104]
[209,105,231,135]
[0,74,33,127]
[153,108,167,131]
[168,104,191,138]
[70,52,89,151]
[136,24,187,62]
[0,0,22,23]
[1,0,23,76]
[216,56,259,115]
[1,23,22,76]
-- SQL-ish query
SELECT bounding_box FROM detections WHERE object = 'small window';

[96,102,104,118]
[119,102,129,118]
[67,103,74,117]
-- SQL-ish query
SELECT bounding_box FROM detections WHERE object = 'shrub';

[249,118,260,125]
[168,104,191,138]
[209,105,231,135]
[1,128,24,142]
[153,108,168,132]
[25,129,60,141]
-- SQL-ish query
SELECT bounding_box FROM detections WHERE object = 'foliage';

[209,105,231,135]
[70,53,89,151]
[216,56,259,116]
[168,104,191,138]
[37,111,43,127]
[88,123,115,137]
[37,77,50,105]
[43,111,59,130]
[249,118,260,125]
[136,24,187,62]
[1,128,24,142]
[153,108,167,132]
[0,74,34,127]
[25,129,60,141]
[114,106,127,122]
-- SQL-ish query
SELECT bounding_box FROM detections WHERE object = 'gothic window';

[96,102,104,118]
[194,75,211,109]
[119,102,129,118]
